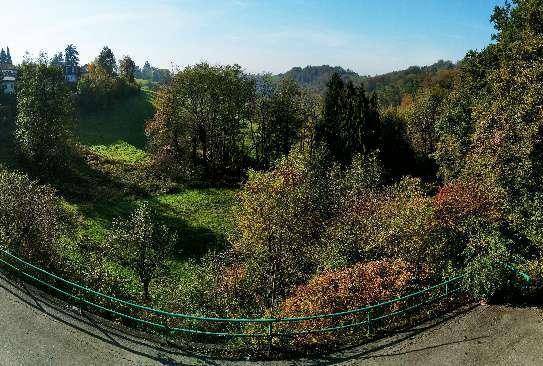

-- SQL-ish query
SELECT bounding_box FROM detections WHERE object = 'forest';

[0,0,542,355]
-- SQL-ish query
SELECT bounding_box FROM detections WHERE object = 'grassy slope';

[75,91,236,260]
[77,92,153,161]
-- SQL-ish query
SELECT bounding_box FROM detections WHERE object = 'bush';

[15,62,75,170]
[277,259,417,345]
[0,169,60,265]
[320,177,443,271]
[434,179,504,230]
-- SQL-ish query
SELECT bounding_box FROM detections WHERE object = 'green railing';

[0,247,531,350]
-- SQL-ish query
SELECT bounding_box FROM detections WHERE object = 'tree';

[64,44,79,69]
[50,52,64,68]
[231,149,331,308]
[95,46,116,76]
[403,87,447,177]
[146,62,255,179]
[119,55,136,83]
[15,63,75,170]
[6,47,12,65]
[107,203,176,301]
[252,77,308,167]
[316,73,381,166]
[0,169,60,266]
[142,61,153,80]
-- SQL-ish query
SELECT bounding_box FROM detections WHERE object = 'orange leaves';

[281,259,413,318]
[276,259,416,345]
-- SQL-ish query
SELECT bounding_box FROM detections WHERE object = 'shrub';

[15,62,75,170]
[277,259,416,345]
[0,169,60,265]
[461,226,515,299]
[106,202,176,301]
[320,177,443,271]
[434,179,504,230]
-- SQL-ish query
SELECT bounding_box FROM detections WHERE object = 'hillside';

[278,60,457,106]
[277,65,361,92]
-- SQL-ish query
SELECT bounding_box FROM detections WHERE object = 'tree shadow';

[291,304,480,365]
[0,269,484,365]
[0,271,225,366]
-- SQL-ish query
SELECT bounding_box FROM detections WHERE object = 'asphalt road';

[0,271,542,366]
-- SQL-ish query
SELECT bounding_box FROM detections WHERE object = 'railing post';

[367,309,372,337]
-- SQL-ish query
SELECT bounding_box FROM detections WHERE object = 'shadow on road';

[0,271,480,365]
[297,304,480,366]
[0,272,224,366]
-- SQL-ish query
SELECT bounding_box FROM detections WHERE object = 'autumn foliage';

[276,259,418,345]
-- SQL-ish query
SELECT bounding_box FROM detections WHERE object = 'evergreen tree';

[142,61,153,80]
[95,46,116,76]
[0,49,6,64]
[6,47,12,65]
[64,44,79,69]
[316,73,381,165]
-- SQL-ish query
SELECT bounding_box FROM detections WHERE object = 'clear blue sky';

[1,0,505,75]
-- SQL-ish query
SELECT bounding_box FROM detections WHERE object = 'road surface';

[0,271,542,365]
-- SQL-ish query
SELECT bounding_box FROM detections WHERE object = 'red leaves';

[435,179,503,228]
[275,259,416,345]
[280,259,413,319]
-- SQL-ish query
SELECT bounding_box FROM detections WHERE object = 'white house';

[65,64,78,83]
[2,75,15,95]
[1,47,16,95]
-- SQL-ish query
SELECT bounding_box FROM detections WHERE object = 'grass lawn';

[74,91,237,261]
[74,188,236,258]
[77,91,154,150]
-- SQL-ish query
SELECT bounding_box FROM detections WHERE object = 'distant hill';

[277,65,361,93]
[363,60,456,106]
[277,60,457,106]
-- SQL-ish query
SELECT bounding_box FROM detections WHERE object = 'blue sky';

[1,0,505,75]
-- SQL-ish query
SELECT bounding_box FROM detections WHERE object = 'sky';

[1,0,506,75]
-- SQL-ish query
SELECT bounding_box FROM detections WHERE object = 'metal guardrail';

[0,247,531,349]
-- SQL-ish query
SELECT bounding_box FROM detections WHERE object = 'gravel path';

[0,271,541,366]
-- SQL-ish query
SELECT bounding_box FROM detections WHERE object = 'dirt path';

[0,271,542,365]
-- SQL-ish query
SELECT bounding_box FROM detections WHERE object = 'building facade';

[1,47,16,95]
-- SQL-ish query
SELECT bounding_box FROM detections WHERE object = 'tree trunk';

[143,280,150,302]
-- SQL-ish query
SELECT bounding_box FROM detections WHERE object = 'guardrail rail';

[0,247,531,353]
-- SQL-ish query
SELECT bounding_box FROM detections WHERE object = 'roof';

[2,76,15,82]
[0,64,16,71]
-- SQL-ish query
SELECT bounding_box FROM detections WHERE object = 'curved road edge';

[0,271,541,365]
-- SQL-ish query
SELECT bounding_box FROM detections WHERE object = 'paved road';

[0,272,542,365]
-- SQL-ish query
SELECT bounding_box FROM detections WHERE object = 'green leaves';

[146,62,255,181]
[15,62,75,171]
[107,202,177,300]
[0,169,60,266]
